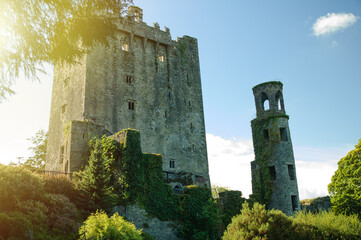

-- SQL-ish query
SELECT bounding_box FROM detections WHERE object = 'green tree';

[74,136,121,211]
[15,130,47,172]
[0,0,132,101]
[328,138,361,217]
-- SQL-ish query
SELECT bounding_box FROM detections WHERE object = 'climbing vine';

[251,115,288,208]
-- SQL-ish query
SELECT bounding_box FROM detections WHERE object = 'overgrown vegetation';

[223,203,361,240]
[5,128,361,239]
[78,211,142,240]
[250,116,285,207]
[328,138,361,217]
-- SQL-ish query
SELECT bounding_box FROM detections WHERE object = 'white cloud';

[313,13,358,36]
[206,133,344,200]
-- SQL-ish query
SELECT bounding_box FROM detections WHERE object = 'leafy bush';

[78,211,142,240]
[43,193,80,234]
[294,210,361,239]
[43,174,84,210]
[0,165,44,211]
[223,203,361,240]
[217,190,246,230]
[223,203,295,240]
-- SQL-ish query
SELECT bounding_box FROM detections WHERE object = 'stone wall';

[45,7,210,185]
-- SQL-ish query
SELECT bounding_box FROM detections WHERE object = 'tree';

[74,136,121,211]
[0,0,132,101]
[78,211,142,240]
[15,130,47,172]
[328,138,361,217]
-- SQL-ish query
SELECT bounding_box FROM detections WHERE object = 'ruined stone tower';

[45,6,210,187]
[250,81,300,215]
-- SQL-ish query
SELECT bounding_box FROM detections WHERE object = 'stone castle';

[45,6,210,188]
[250,81,300,215]
[45,6,300,214]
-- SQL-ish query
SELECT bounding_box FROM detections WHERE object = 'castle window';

[261,92,269,111]
[60,146,64,163]
[275,90,284,111]
[291,195,298,211]
[61,104,67,114]
[170,160,175,168]
[269,166,276,180]
[63,77,69,88]
[188,100,191,106]
[159,55,164,62]
[190,122,193,130]
[122,43,129,51]
[128,101,135,110]
[192,144,195,151]
[280,128,288,141]
[263,129,269,142]
[288,164,295,180]
[126,75,133,84]
[165,110,167,118]
[168,92,171,100]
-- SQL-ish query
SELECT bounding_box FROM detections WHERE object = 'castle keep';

[45,6,210,187]
[250,81,300,215]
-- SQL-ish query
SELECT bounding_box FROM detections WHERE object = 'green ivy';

[251,115,288,208]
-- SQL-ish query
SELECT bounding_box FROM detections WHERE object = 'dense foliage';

[0,164,81,239]
[0,0,133,101]
[179,185,221,240]
[74,136,121,212]
[78,211,142,240]
[223,203,361,240]
[328,138,361,217]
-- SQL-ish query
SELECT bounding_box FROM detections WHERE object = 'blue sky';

[1,0,360,199]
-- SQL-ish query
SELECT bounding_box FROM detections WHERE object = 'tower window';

[126,75,133,84]
[190,122,193,130]
[63,77,69,88]
[291,195,298,211]
[128,101,135,110]
[159,55,164,62]
[288,164,295,180]
[269,166,276,180]
[188,100,191,106]
[165,110,167,118]
[280,128,288,141]
[122,43,129,51]
[60,146,64,163]
[168,92,171,99]
[261,92,270,111]
[170,160,175,168]
[263,129,269,142]
[61,104,67,114]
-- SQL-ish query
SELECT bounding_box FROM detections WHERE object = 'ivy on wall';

[251,115,288,208]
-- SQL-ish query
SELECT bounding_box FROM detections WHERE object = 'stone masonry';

[45,6,210,187]
[250,81,300,215]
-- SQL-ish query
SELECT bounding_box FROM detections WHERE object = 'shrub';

[294,210,361,239]
[78,211,142,240]
[0,165,44,211]
[43,193,80,234]
[223,203,295,240]
[0,212,32,240]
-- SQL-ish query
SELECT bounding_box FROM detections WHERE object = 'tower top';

[252,81,286,118]
[128,6,143,22]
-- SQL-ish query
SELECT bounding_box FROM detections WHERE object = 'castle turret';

[250,81,300,215]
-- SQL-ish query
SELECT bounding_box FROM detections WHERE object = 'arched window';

[261,92,269,111]
[275,90,284,111]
